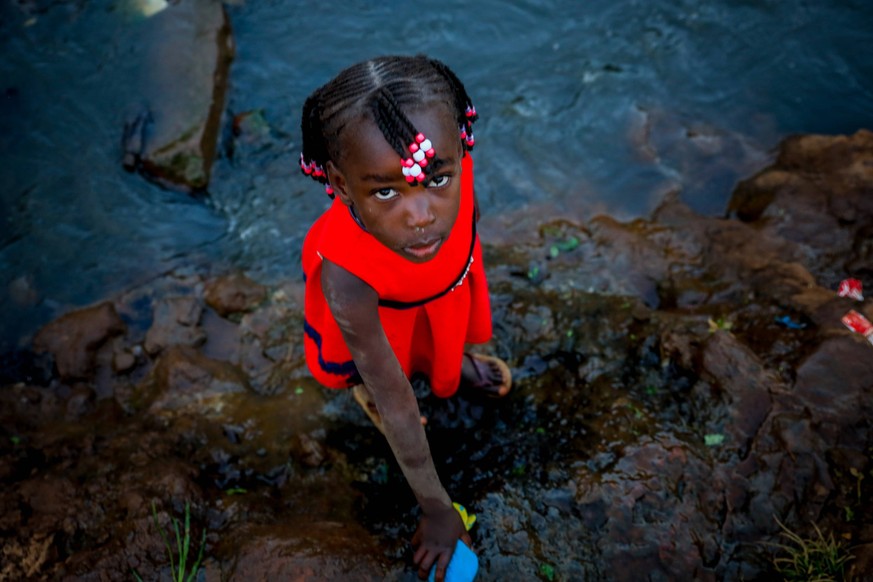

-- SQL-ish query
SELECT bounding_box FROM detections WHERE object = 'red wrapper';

[842,310,873,343]
[837,278,864,301]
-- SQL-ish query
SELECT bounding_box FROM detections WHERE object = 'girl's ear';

[326,161,353,207]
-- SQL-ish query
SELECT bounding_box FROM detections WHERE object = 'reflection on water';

[1,0,872,346]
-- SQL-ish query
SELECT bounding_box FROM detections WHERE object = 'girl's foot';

[460,353,512,398]
[352,384,384,433]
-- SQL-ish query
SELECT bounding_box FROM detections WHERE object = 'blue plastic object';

[427,539,478,582]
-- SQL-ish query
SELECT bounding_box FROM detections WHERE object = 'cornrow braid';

[298,55,479,198]
[369,86,420,163]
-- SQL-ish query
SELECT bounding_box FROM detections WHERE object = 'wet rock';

[112,348,137,373]
[0,532,54,581]
[143,295,206,355]
[289,431,328,468]
[575,434,723,580]
[138,345,250,415]
[134,0,235,192]
[587,216,670,307]
[204,272,267,318]
[32,302,125,381]
[224,522,402,581]
[65,384,96,420]
[699,331,777,456]
[791,336,873,443]
[729,129,873,285]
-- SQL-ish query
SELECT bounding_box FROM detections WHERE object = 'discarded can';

[841,310,873,345]
[837,278,864,301]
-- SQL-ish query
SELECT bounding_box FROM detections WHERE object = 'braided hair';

[299,55,478,197]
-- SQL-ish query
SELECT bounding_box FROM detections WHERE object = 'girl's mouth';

[404,238,443,260]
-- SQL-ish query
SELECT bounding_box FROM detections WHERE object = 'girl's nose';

[406,193,435,229]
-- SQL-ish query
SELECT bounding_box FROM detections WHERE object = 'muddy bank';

[2,130,872,580]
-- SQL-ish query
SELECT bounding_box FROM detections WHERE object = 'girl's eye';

[373,188,399,201]
[427,175,451,188]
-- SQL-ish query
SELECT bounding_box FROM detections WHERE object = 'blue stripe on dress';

[303,318,360,383]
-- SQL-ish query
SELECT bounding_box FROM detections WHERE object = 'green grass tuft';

[133,501,206,582]
[769,516,852,582]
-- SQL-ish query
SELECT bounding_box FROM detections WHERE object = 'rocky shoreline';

[2,130,872,580]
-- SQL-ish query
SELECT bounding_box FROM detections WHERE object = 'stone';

[32,302,125,381]
[699,331,777,455]
[224,522,400,581]
[141,346,249,415]
[135,0,235,192]
[204,272,267,317]
[143,296,206,356]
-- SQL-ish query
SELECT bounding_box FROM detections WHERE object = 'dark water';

[1,0,872,347]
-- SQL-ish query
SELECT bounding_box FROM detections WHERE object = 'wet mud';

[2,130,872,580]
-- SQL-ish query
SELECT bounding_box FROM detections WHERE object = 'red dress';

[302,154,492,398]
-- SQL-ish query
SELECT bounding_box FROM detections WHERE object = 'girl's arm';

[321,258,466,580]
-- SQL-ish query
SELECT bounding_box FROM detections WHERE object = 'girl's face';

[327,103,463,264]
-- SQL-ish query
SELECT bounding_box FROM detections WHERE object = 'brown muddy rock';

[587,216,673,307]
[289,431,328,468]
[0,383,65,432]
[223,522,401,581]
[204,272,267,318]
[790,335,873,444]
[32,301,125,381]
[0,532,55,581]
[134,0,235,192]
[728,129,873,284]
[138,345,249,415]
[201,283,304,393]
[574,434,722,581]
[699,331,777,456]
[653,197,837,324]
[1,475,80,580]
[144,295,206,355]
[60,503,205,582]
[718,334,873,549]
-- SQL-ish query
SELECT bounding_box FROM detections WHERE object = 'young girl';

[299,55,511,581]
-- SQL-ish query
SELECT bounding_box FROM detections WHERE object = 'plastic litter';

[841,310,873,345]
[774,315,806,329]
[837,278,864,301]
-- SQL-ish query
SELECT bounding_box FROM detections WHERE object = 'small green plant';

[539,562,556,581]
[843,505,854,522]
[769,516,852,582]
[707,316,733,333]
[704,434,725,447]
[133,501,206,582]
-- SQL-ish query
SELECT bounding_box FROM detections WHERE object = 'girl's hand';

[411,505,472,581]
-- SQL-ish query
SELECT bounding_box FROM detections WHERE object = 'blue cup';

[428,539,478,582]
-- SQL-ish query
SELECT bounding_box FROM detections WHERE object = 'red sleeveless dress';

[302,154,492,398]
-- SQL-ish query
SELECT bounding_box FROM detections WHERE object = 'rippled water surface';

[1,0,872,345]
